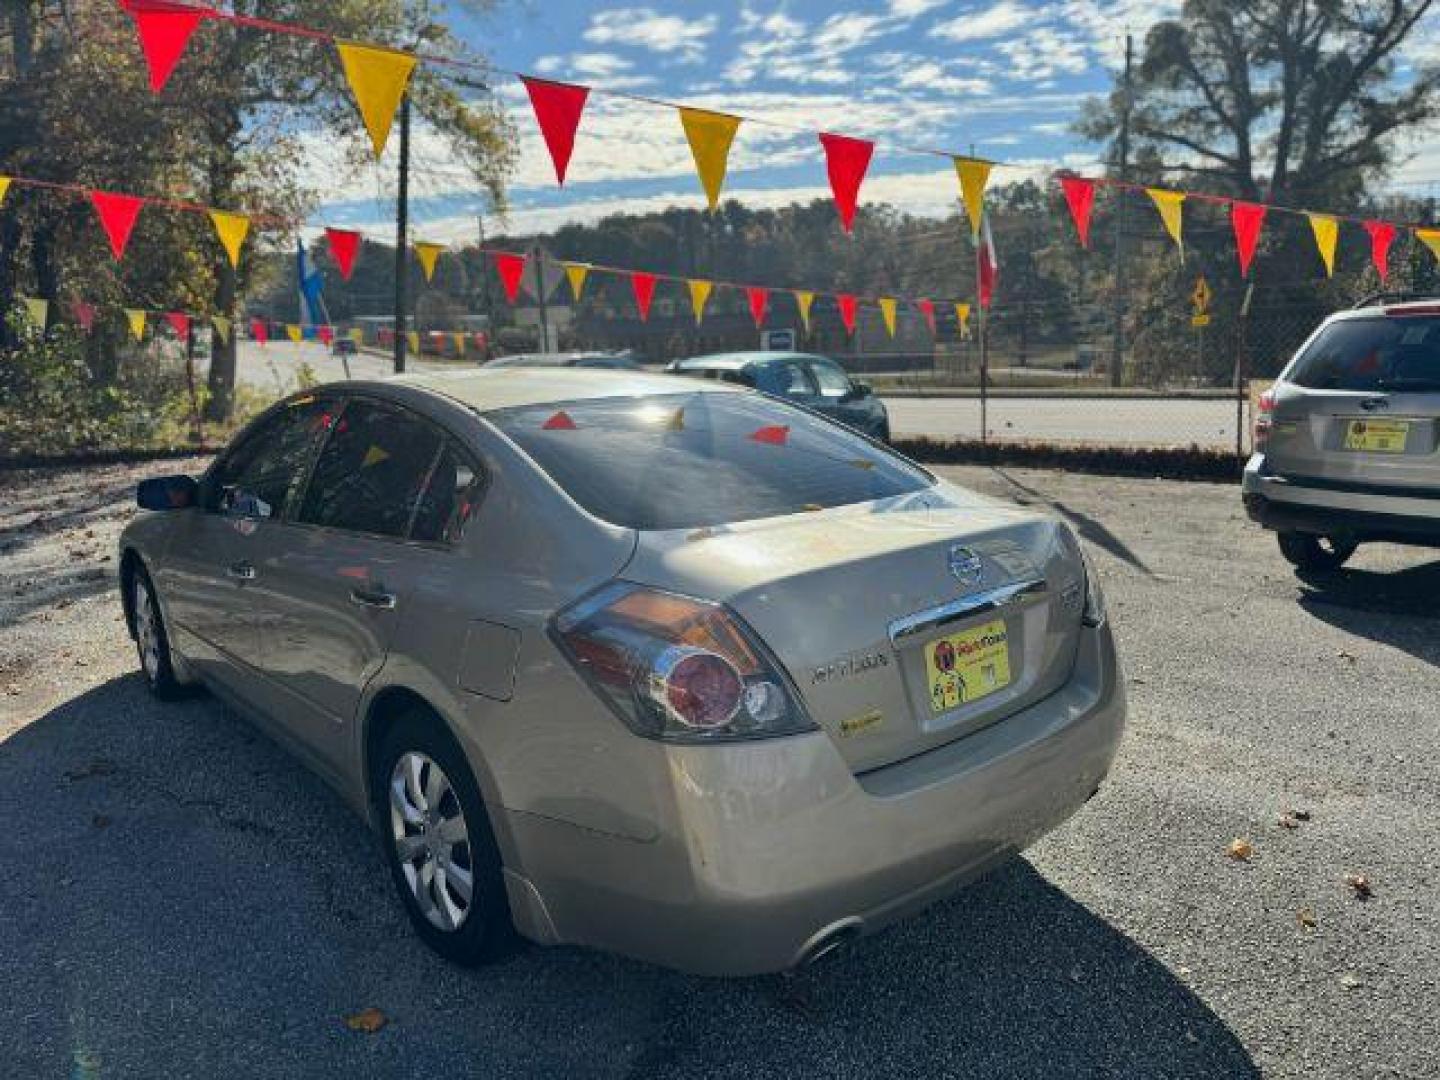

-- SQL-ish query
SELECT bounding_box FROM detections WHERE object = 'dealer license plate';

[924,618,1011,713]
[1343,419,1409,453]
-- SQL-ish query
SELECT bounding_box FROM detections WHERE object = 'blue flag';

[297,240,326,331]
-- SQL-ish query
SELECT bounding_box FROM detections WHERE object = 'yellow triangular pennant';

[413,241,443,282]
[954,302,971,339]
[348,327,364,344]
[285,323,302,343]
[1147,188,1186,254]
[1307,213,1339,277]
[953,158,992,239]
[208,210,250,269]
[406,330,420,354]
[687,279,713,324]
[336,40,418,158]
[679,107,742,212]
[361,444,390,469]
[452,332,466,353]
[1415,228,1440,264]
[794,290,815,332]
[878,297,898,338]
[563,262,589,302]
[211,315,231,344]
[22,297,48,328]
[125,308,147,341]
[0,176,11,206]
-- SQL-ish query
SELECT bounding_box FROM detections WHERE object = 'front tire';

[1277,531,1357,572]
[131,566,184,699]
[375,709,515,966]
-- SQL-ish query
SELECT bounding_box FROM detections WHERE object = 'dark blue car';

[666,352,891,442]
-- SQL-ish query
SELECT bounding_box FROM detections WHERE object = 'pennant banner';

[208,209,249,269]
[836,293,858,335]
[563,261,589,301]
[22,297,48,328]
[794,290,815,333]
[406,330,420,354]
[165,311,190,339]
[414,241,443,282]
[1364,220,1396,283]
[317,324,334,346]
[818,132,873,234]
[123,0,210,93]
[326,228,361,280]
[126,308,147,341]
[70,300,97,332]
[285,323,303,343]
[688,279,712,324]
[212,315,231,343]
[680,107,741,211]
[1307,214,1339,278]
[955,302,971,339]
[915,298,936,336]
[745,285,768,329]
[453,332,466,353]
[336,41,418,158]
[954,158,992,240]
[521,76,589,185]
[1059,175,1096,248]
[631,271,657,322]
[1231,200,1267,278]
[494,252,526,303]
[1147,188,1185,254]
[878,297,897,338]
[0,176,10,205]
[1417,228,1440,263]
[349,327,365,345]
[91,190,144,260]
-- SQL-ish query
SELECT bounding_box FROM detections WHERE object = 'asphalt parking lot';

[2,459,1436,1079]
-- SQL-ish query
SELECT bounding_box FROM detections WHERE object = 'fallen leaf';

[1226,838,1254,862]
[1344,873,1373,901]
[1339,973,1362,990]
[1278,814,1300,830]
[344,1007,387,1034]
[1297,907,1317,930]
[1336,650,1356,663]
[1290,809,1312,822]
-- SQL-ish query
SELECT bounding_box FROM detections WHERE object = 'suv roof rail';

[1352,291,1440,309]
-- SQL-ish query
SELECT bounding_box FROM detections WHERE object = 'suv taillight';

[552,582,816,742]
[1254,387,1275,449]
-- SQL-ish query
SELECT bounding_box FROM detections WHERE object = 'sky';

[309,0,1440,243]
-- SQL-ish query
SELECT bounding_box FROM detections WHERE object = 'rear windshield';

[490,391,931,530]
[1288,316,1440,391]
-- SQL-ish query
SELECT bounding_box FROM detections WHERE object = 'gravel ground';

[1,458,1436,1079]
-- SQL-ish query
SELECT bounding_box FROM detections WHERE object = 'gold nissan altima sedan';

[119,369,1125,975]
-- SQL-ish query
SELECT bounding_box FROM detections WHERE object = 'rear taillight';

[1254,387,1275,449]
[552,582,816,742]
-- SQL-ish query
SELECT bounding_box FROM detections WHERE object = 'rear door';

[1269,312,1440,491]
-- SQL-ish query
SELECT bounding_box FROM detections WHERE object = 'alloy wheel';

[389,751,475,932]
[134,577,162,682]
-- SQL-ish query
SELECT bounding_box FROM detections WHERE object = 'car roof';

[674,351,826,371]
[390,366,741,413]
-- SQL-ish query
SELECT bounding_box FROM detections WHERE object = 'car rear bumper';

[1242,456,1440,545]
[501,621,1125,976]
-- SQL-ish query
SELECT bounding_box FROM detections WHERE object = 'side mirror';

[846,381,873,400]
[137,475,198,511]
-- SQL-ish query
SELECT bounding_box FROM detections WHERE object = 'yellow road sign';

[1191,276,1212,315]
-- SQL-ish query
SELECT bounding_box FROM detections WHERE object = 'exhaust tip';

[795,918,864,970]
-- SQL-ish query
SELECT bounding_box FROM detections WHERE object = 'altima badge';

[948,545,984,587]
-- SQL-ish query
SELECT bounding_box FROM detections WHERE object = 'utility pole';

[393,96,411,373]
[476,213,493,363]
[532,244,551,353]
[1110,32,1133,388]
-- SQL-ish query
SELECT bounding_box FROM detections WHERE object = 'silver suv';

[1243,295,1440,570]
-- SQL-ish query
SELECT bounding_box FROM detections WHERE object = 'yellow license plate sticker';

[925,618,1011,713]
[1344,419,1409,453]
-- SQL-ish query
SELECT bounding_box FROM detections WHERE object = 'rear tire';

[1277,531,1357,572]
[374,709,516,966]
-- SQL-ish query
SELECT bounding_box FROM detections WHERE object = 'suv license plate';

[1343,419,1409,453]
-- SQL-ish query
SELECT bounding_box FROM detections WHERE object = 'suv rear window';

[490,391,930,530]
[1288,316,1440,392]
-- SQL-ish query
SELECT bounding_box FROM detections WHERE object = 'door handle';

[227,561,257,581]
[350,588,397,610]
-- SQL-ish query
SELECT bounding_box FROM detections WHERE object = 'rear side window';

[810,358,853,398]
[209,396,334,518]
[1289,316,1440,391]
[411,442,484,544]
[297,399,442,538]
[490,392,931,530]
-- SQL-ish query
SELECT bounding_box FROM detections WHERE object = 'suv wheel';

[1277,531,1357,572]
[375,709,516,965]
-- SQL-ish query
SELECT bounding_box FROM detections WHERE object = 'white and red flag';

[977,212,999,310]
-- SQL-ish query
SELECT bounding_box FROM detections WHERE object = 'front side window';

[208,396,335,518]
[1288,316,1440,392]
[809,358,854,398]
[752,361,816,399]
[297,399,442,538]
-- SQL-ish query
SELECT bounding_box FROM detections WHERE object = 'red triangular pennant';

[542,409,577,431]
[1230,200,1267,278]
[122,0,210,93]
[745,286,768,328]
[1059,175,1096,248]
[90,191,145,261]
[325,228,362,281]
[750,425,789,446]
[317,325,334,346]
[915,298,936,336]
[818,132,874,233]
[631,271,657,322]
[520,76,589,186]
[69,301,96,333]
[494,252,527,304]
[836,293,858,335]
[165,311,190,338]
[1363,220,1397,283]
[250,318,268,344]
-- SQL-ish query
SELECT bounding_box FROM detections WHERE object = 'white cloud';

[583,8,718,63]
[995,26,1091,81]
[532,51,656,89]
[814,12,891,54]
[895,61,992,96]
[932,2,1038,44]
[889,0,949,16]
